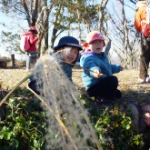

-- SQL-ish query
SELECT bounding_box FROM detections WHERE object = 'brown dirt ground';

[0,69,29,91]
[76,68,150,93]
[0,67,150,110]
[0,68,150,93]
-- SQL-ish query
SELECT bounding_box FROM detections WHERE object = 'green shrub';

[0,89,148,149]
[80,94,144,150]
[94,106,144,150]
[0,90,47,150]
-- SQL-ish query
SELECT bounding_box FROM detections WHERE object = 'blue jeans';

[26,51,37,70]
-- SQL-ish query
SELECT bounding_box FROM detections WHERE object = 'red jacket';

[22,32,38,52]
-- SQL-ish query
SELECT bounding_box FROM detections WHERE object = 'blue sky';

[0,11,28,61]
[0,13,12,57]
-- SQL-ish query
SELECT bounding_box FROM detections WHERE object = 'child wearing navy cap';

[28,36,82,93]
[53,36,82,81]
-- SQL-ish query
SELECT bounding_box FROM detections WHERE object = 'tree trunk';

[98,0,109,54]
[105,39,111,55]
[11,54,15,68]
[40,6,49,54]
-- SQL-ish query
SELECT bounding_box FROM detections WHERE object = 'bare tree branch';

[22,0,31,25]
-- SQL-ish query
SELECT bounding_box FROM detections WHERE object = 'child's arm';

[111,64,123,74]
[80,55,104,78]
[29,34,38,44]
[134,8,143,33]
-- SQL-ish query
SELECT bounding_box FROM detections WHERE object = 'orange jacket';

[134,6,147,33]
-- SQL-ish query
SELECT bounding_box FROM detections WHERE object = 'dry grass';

[116,69,150,104]
[0,68,150,104]
[73,68,150,91]
[0,69,29,90]
[72,68,150,104]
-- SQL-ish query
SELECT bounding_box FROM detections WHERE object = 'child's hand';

[144,112,150,126]
[93,69,103,78]
[121,66,124,71]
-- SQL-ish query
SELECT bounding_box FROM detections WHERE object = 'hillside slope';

[0,68,150,103]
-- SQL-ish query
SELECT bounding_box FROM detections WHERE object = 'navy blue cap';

[53,36,82,51]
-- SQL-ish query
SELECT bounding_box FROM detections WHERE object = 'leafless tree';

[106,0,139,68]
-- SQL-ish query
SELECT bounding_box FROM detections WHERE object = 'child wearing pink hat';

[24,26,39,70]
[80,31,123,101]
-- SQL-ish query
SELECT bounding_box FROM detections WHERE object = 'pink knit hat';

[28,26,38,34]
[85,31,105,46]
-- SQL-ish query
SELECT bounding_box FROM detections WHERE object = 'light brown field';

[0,68,150,102]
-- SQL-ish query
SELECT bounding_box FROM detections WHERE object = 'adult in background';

[26,26,38,71]
[134,0,150,83]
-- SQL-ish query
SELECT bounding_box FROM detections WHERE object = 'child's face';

[62,47,79,63]
[88,40,104,54]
